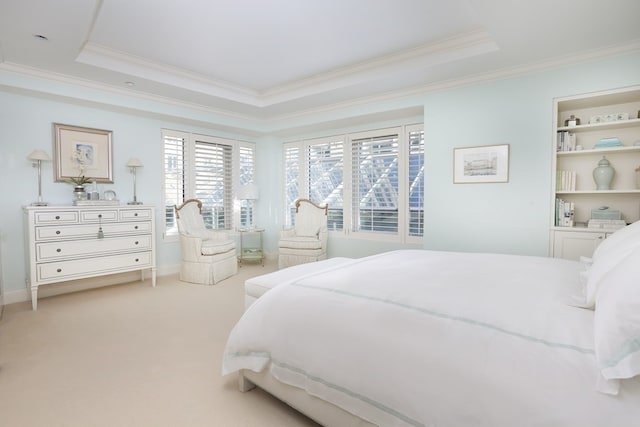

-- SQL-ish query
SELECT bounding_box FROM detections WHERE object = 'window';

[238,144,256,228]
[162,129,254,238]
[407,125,425,237]
[284,145,300,226]
[307,138,343,231]
[284,124,424,242]
[163,130,187,235]
[351,131,399,235]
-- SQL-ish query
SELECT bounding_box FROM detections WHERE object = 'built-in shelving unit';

[550,86,640,260]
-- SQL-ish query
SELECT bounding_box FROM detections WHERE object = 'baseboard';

[2,288,29,306]
[2,264,181,306]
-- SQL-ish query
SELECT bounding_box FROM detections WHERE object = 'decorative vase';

[73,185,87,201]
[593,156,614,190]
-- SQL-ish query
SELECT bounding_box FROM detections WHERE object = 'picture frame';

[53,123,113,183]
[453,144,509,184]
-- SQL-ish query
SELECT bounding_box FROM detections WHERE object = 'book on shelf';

[555,198,574,227]
[587,219,626,230]
[556,170,576,191]
[557,131,576,152]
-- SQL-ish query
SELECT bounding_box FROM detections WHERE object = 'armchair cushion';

[201,238,236,255]
[278,236,323,250]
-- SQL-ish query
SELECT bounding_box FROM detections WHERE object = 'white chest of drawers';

[24,205,157,310]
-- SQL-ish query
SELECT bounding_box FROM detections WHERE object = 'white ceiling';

[1,0,640,121]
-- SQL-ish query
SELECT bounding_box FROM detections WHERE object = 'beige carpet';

[0,260,320,427]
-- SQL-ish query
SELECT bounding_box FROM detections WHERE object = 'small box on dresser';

[23,205,156,310]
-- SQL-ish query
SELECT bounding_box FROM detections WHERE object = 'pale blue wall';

[1,51,639,299]
[422,52,640,255]
[0,90,255,295]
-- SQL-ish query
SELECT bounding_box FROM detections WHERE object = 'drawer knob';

[57,268,62,273]
[134,213,138,217]
[134,241,139,245]
[98,214,102,218]
[135,258,139,262]
[55,215,60,220]
[134,225,139,230]
[56,248,62,253]
[56,230,61,235]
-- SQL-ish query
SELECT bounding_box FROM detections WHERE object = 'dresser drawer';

[120,209,152,221]
[35,221,152,240]
[80,210,119,222]
[36,235,152,261]
[34,211,79,225]
[37,252,152,282]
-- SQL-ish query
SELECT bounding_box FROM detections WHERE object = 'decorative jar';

[593,156,614,190]
[564,114,581,127]
[73,185,87,201]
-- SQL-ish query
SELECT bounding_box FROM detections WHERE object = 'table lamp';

[237,183,259,229]
[28,150,51,206]
[126,158,143,205]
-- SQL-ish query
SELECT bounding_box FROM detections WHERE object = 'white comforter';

[223,250,640,426]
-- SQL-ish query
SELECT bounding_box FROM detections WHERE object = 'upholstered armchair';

[174,199,237,285]
[278,198,328,269]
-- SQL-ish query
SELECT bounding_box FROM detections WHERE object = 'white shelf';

[551,85,640,259]
[557,146,640,156]
[557,118,640,133]
[556,189,640,195]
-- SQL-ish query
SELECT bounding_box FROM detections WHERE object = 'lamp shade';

[237,183,259,200]
[28,150,51,161]
[126,157,143,167]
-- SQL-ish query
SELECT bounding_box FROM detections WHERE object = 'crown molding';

[77,42,261,105]
[260,29,499,104]
[1,39,639,136]
[0,61,261,122]
[266,39,640,125]
[76,30,499,108]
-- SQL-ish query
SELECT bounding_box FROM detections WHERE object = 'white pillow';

[592,219,640,261]
[594,246,640,384]
[585,220,640,306]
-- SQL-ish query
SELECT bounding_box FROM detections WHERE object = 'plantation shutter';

[307,138,343,231]
[408,127,424,237]
[284,144,300,226]
[162,131,187,236]
[239,144,256,228]
[351,132,399,234]
[194,138,233,230]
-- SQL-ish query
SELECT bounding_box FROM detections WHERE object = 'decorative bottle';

[593,156,614,190]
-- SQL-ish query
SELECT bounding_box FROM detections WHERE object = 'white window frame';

[161,128,255,241]
[235,142,257,229]
[283,123,423,244]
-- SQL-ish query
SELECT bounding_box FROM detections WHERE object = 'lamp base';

[127,201,143,205]
[31,201,49,206]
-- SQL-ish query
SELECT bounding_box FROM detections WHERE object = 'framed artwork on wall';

[453,144,509,184]
[53,123,113,183]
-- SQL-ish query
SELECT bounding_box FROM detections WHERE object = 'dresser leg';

[151,268,157,287]
[31,285,38,311]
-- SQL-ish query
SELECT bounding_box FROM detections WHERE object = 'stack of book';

[556,170,576,191]
[594,137,622,149]
[587,219,626,230]
[557,131,577,152]
[555,198,575,227]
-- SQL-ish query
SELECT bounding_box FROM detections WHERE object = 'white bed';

[223,225,640,426]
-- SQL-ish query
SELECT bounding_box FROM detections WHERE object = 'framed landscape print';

[453,144,509,184]
[53,123,113,183]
